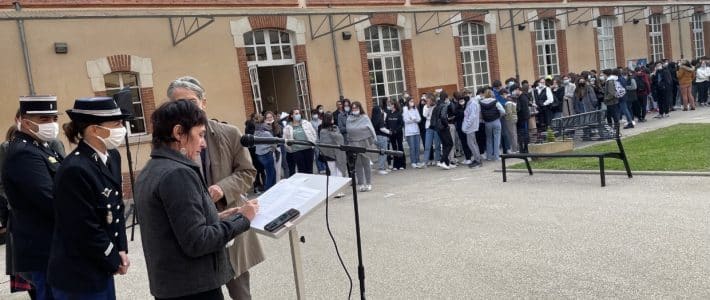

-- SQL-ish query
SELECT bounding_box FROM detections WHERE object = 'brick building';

[0,1,708,195]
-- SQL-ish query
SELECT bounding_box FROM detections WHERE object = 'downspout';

[15,2,35,95]
[328,14,344,99]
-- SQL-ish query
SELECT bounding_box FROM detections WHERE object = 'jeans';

[423,128,441,162]
[573,100,586,115]
[53,276,115,300]
[31,271,54,300]
[619,98,633,123]
[406,134,421,165]
[484,119,502,160]
[375,135,389,170]
[314,148,327,173]
[286,148,314,176]
[256,152,276,191]
[499,117,510,154]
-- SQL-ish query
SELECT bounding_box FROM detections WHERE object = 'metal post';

[676,5,684,59]
[328,14,344,99]
[509,9,521,81]
[15,2,35,96]
[289,228,305,300]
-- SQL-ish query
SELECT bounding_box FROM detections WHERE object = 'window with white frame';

[459,22,490,91]
[365,25,406,104]
[104,72,146,135]
[243,29,295,66]
[648,15,664,62]
[534,19,559,76]
[597,16,617,70]
[691,14,705,58]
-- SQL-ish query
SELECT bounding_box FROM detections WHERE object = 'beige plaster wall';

[622,22,649,63]
[410,16,459,89]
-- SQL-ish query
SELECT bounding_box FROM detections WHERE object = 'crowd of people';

[245,57,710,193]
[0,56,707,299]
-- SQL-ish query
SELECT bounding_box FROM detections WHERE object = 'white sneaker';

[463,160,472,165]
[334,192,346,198]
[437,162,451,170]
[449,163,457,169]
[358,185,367,192]
[365,184,372,191]
[411,163,418,168]
[378,170,388,175]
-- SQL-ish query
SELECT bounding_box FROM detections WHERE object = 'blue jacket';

[1,131,64,272]
[48,141,127,293]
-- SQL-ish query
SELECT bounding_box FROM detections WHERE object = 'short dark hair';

[492,80,502,88]
[151,99,207,149]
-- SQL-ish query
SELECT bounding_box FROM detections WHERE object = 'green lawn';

[510,123,710,172]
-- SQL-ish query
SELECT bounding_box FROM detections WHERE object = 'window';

[692,14,705,58]
[597,17,617,70]
[365,25,406,104]
[459,23,490,91]
[648,15,664,62]
[243,29,295,66]
[534,19,559,76]
[104,72,146,135]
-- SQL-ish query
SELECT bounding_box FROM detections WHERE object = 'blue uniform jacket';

[1,131,63,272]
[48,141,127,293]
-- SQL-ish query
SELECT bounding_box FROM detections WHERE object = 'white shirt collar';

[86,142,109,165]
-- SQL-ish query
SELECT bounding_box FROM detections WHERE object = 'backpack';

[481,101,501,122]
[614,80,626,99]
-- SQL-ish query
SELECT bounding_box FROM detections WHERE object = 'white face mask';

[97,126,127,150]
[352,110,361,116]
[312,115,319,120]
[293,114,302,122]
[26,120,59,142]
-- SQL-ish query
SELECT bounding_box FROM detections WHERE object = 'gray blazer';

[134,147,251,299]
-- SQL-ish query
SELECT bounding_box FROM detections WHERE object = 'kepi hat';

[20,95,59,115]
[66,97,131,124]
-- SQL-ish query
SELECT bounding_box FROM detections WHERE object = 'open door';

[293,63,312,118]
[248,65,263,114]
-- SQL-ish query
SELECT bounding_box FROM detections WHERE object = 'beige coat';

[205,120,263,276]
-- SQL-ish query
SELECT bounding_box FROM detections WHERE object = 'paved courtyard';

[2,108,709,299]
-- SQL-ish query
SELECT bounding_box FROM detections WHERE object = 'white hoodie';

[696,65,710,82]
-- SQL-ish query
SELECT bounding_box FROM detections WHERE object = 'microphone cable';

[319,144,353,300]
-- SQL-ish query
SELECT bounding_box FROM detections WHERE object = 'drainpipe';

[509,9,521,81]
[15,2,35,95]
[328,14,344,99]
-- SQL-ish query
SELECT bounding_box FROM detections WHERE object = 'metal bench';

[500,110,632,187]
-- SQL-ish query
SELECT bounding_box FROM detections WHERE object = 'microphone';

[240,134,287,147]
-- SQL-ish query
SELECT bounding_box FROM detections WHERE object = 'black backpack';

[481,101,501,122]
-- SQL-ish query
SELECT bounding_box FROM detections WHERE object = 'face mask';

[563,79,570,84]
[459,100,465,105]
[293,115,302,122]
[387,105,394,111]
[97,126,126,150]
[403,93,410,99]
[318,109,324,114]
[352,110,360,116]
[266,119,274,124]
[409,101,415,107]
[600,76,607,81]
[344,106,351,112]
[312,115,319,120]
[445,99,451,105]
[26,120,59,142]
[16,121,21,131]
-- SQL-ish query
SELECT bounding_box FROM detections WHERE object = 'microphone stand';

[262,138,402,300]
[123,120,138,241]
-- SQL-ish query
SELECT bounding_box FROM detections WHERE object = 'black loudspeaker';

[113,87,135,119]
[342,31,352,40]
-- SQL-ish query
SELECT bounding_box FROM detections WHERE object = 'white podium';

[251,173,351,299]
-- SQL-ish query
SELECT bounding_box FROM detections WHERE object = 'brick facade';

[662,23,672,59]
[7,0,298,8]
[107,54,131,72]
[369,13,398,27]
[359,41,372,102]
[614,26,625,68]
[308,0,404,5]
[649,6,664,15]
[593,32,600,71]
[486,34,500,82]
[236,47,255,116]
[646,24,653,61]
[248,16,287,30]
[557,29,568,75]
[401,39,417,97]
[598,7,615,16]
[461,11,486,23]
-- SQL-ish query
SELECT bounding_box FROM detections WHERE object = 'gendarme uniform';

[47,97,131,298]
[1,95,63,298]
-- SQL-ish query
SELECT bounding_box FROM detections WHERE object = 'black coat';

[385,110,404,136]
[517,93,531,121]
[1,131,64,272]
[48,141,127,293]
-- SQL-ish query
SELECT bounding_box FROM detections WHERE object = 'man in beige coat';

[167,77,263,299]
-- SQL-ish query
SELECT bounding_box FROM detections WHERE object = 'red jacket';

[636,71,652,97]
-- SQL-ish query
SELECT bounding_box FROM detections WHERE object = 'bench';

[500,110,632,187]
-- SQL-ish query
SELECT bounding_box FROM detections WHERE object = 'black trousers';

[389,131,407,169]
[638,94,648,119]
[698,81,709,104]
[456,127,472,160]
[287,148,314,176]
[437,127,453,165]
[654,88,672,115]
[606,103,620,126]
[156,288,223,300]
[516,120,530,154]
